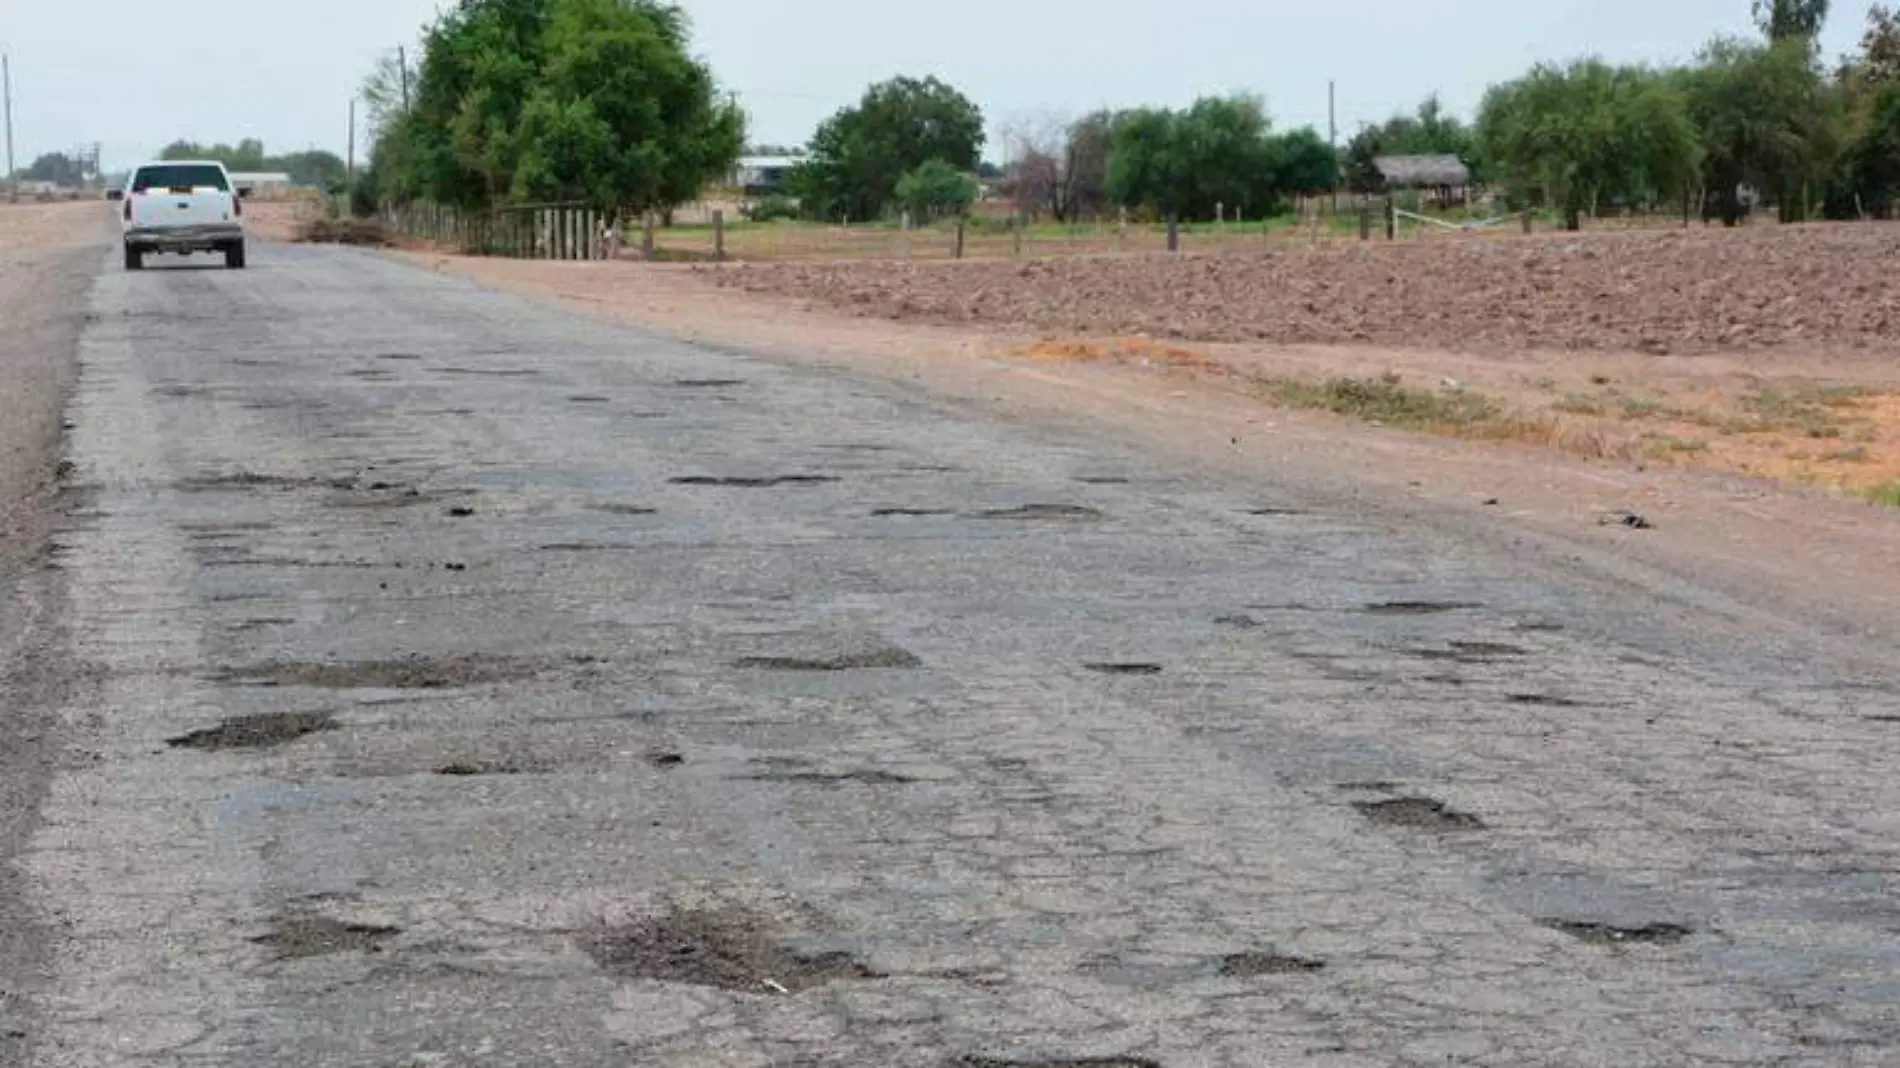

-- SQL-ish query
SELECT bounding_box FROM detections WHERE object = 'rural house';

[1370,154,1472,207]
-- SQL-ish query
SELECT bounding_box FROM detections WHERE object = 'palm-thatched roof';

[1372,154,1471,188]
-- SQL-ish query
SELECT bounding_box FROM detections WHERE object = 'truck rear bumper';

[125,226,244,252]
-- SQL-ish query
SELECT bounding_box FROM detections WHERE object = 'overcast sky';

[1,0,1869,170]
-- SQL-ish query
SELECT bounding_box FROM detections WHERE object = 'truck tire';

[225,242,247,270]
[124,246,144,271]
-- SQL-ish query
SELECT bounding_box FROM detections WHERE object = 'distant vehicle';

[118,161,247,271]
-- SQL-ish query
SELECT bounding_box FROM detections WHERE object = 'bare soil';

[705,224,1899,357]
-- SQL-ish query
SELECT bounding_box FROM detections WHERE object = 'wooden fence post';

[900,211,912,259]
[1359,202,1372,240]
[1385,199,1397,240]
[1521,208,1533,235]
[1165,213,1180,252]
[641,211,657,261]
[954,216,966,260]
[713,209,726,261]
[1013,211,1025,257]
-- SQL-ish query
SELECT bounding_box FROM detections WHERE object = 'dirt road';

[4,237,1899,1066]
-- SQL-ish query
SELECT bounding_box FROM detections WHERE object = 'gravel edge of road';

[0,242,105,1068]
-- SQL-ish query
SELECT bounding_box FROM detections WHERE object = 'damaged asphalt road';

[4,243,1898,1067]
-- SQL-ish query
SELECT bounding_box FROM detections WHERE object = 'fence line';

[381,201,607,260]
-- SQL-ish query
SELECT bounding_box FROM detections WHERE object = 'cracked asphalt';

[4,241,1899,1067]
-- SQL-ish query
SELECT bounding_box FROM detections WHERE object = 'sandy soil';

[390,245,1900,642]
[0,198,108,1066]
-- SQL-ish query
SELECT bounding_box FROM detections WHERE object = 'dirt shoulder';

[392,246,1900,653]
[0,201,108,1067]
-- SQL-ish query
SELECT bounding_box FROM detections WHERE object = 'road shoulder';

[0,207,109,1067]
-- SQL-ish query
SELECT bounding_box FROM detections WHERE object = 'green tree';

[375,0,739,215]
[509,0,743,214]
[1847,79,1900,213]
[1478,60,1702,228]
[1754,0,1831,42]
[1266,127,1341,199]
[1107,97,1280,220]
[894,159,977,220]
[19,152,86,185]
[787,76,984,221]
[1685,37,1842,222]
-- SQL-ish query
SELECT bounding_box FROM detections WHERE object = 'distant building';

[728,155,805,197]
[1370,154,1472,206]
[228,171,294,195]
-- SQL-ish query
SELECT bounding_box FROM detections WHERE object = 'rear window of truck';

[131,166,230,193]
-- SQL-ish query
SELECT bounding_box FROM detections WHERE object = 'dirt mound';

[707,224,1900,357]
[294,218,395,248]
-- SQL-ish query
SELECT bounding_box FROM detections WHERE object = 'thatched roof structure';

[1372,154,1471,188]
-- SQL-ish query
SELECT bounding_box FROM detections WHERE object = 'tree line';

[352,0,1900,227]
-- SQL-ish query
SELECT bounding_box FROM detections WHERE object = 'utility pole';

[3,55,16,203]
[347,98,356,188]
[1328,79,1338,213]
[398,46,410,111]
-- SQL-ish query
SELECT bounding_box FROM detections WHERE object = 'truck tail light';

[231,193,242,218]
[122,195,132,222]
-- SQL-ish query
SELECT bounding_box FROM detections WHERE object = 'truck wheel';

[124,246,144,271]
[224,242,247,270]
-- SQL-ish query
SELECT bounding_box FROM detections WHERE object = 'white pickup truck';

[118,160,247,271]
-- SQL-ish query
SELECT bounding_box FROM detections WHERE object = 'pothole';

[1085,663,1164,676]
[447,505,477,518]
[670,378,745,388]
[647,751,686,768]
[1508,693,1584,708]
[569,395,610,403]
[1246,507,1305,516]
[212,655,570,690]
[176,472,355,493]
[346,368,397,381]
[872,507,954,517]
[581,907,879,993]
[1407,641,1529,663]
[435,760,525,777]
[1218,951,1326,976]
[1213,614,1261,628]
[1365,601,1482,616]
[167,710,337,752]
[671,475,838,488]
[957,1058,1163,1068]
[734,648,922,671]
[437,367,540,378]
[594,503,658,516]
[1074,476,1130,485]
[971,504,1104,521]
[1541,920,1692,946]
[744,767,918,786]
[252,912,400,960]
[377,352,422,361]
[1354,796,1484,832]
